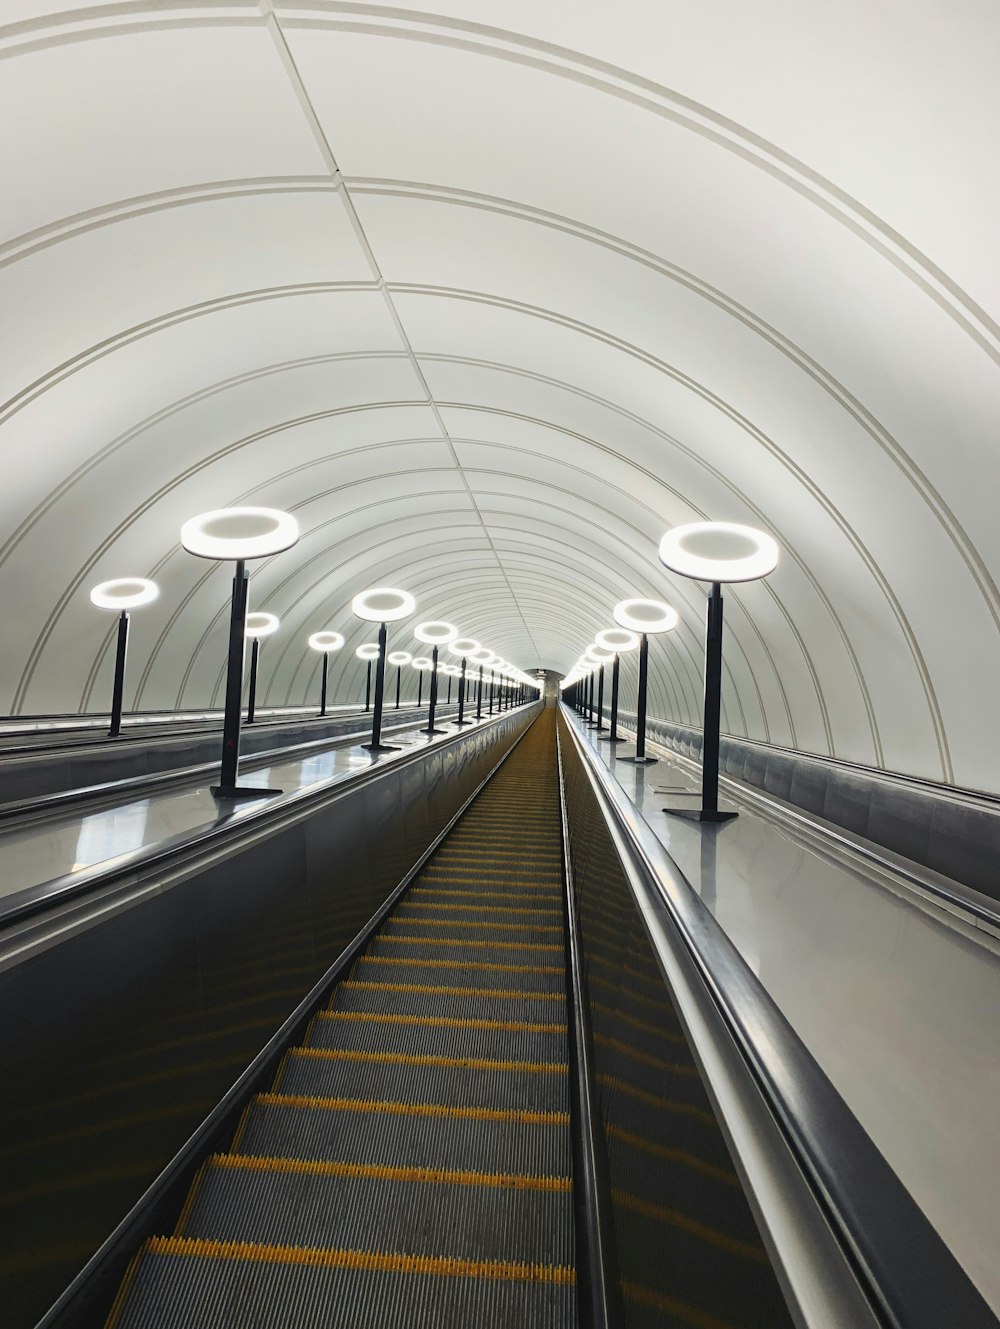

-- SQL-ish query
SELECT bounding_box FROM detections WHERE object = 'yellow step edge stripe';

[387,916,563,934]
[612,1189,769,1263]
[590,1000,686,1045]
[604,1124,739,1186]
[208,1152,573,1192]
[287,1047,568,1075]
[596,1075,716,1127]
[253,1092,570,1126]
[143,1236,576,1285]
[593,1032,699,1078]
[337,980,565,1002]
[622,1281,740,1329]
[315,1010,566,1034]
[401,901,563,917]
[417,874,563,886]
[377,936,563,953]
[356,955,563,975]
[409,889,562,903]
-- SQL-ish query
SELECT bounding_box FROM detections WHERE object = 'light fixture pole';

[181,507,299,799]
[245,612,279,724]
[356,642,379,711]
[352,587,416,754]
[388,651,412,709]
[414,622,458,735]
[309,632,345,717]
[592,628,639,744]
[90,578,159,738]
[448,638,480,727]
[659,521,779,823]
[612,598,679,766]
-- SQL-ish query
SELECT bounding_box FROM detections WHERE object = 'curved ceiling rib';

[1,1,998,791]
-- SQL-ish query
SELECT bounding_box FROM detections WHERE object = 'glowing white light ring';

[658,521,779,583]
[468,648,493,665]
[90,577,159,610]
[586,645,615,663]
[448,638,480,656]
[245,612,280,639]
[356,643,381,660]
[181,507,299,560]
[351,587,416,623]
[613,598,679,634]
[595,627,640,653]
[388,650,413,666]
[309,631,344,652]
[412,656,433,670]
[414,620,458,644]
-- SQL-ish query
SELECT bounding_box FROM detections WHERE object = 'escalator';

[104,710,578,1327]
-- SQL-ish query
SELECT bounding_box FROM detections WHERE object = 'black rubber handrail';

[0,704,536,933]
[562,708,997,1329]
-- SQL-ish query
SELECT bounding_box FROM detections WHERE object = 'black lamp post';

[659,521,779,823]
[593,628,640,744]
[612,598,679,767]
[413,622,458,736]
[181,506,299,799]
[352,587,416,755]
[448,638,480,727]
[90,577,160,738]
[309,631,345,718]
[245,612,279,724]
[388,651,412,709]
[356,643,379,710]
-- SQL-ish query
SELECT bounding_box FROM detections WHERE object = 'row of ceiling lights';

[88,506,540,795]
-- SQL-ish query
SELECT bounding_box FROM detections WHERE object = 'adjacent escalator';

[105,709,577,1328]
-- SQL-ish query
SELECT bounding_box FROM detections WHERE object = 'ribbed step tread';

[110,1243,576,1329]
[179,1157,574,1266]
[386,913,564,938]
[332,980,565,1025]
[350,955,566,993]
[367,937,564,968]
[235,1095,572,1175]
[306,1010,568,1063]
[278,1049,570,1113]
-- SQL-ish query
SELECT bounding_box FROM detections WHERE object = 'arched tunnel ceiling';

[2,1,999,789]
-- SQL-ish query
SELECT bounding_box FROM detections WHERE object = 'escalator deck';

[107,710,577,1328]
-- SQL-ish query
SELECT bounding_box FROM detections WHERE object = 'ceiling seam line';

[259,0,542,663]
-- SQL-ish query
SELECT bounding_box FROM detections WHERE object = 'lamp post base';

[421,726,448,736]
[451,719,474,728]
[619,754,659,765]
[598,735,627,743]
[362,742,402,753]
[211,785,280,800]
[664,807,738,823]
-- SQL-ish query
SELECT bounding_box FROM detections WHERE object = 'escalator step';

[109,1241,576,1329]
[368,937,564,967]
[277,1048,570,1112]
[332,979,565,1024]
[176,1155,574,1266]
[306,1010,567,1063]
[233,1095,572,1175]
[350,955,566,992]
[384,915,563,938]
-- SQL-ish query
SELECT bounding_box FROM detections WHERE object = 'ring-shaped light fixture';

[181,507,299,561]
[448,638,480,657]
[658,521,779,583]
[468,648,493,665]
[388,650,413,666]
[586,645,616,663]
[245,612,280,639]
[356,643,381,660]
[351,587,416,623]
[613,598,679,634]
[414,620,458,645]
[595,627,641,653]
[412,656,433,670]
[309,631,345,652]
[90,577,159,610]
